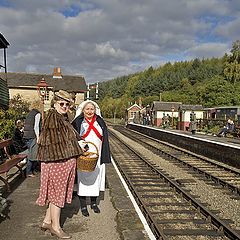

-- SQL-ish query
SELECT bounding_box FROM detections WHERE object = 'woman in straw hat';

[36,90,83,239]
[72,100,111,217]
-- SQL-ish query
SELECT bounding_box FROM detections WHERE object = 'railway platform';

[127,123,240,169]
[0,163,151,240]
[167,127,240,147]
[155,123,240,146]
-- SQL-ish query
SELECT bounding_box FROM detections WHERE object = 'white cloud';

[0,0,239,83]
[187,42,230,58]
[214,18,240,40]
[95,42,128,59]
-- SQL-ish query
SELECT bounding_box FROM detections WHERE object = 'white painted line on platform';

[130,123,240,149]
[111,157,156,240]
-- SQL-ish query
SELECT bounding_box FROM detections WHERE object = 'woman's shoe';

[91,204,100,213]
[81,207,89,217]
[27,174,35,178]
[50,228,71,239]
[40,222,52,231]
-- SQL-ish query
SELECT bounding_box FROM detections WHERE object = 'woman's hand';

[78,140,89,152]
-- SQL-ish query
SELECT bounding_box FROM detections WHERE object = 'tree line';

[97,40,240,119]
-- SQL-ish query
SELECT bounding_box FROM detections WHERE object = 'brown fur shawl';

[37,109,83,162]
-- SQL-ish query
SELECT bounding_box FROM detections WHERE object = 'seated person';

[217,119,235,137]
[12,120,28,154]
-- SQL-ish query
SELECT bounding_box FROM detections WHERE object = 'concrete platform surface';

[0,164,150,240]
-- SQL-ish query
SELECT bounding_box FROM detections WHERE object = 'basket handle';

[82,141,99,156]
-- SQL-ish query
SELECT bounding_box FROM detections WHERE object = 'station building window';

[130,112,136,118]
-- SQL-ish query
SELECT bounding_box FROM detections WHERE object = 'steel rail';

[116,125,240,195]
[109,130,240,240]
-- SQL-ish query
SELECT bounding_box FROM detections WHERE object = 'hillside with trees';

[97,40,240,119]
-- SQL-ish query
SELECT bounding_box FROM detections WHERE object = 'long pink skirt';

[36,158,76,208]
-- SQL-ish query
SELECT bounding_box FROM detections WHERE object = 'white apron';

[77,120,105,196]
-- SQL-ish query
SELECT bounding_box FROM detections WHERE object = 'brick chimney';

[53,67,62,78]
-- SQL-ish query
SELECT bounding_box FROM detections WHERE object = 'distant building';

[151,101,182,127]
[178,104,204,131]
[126,103,142,123]
[0,33,10,109]
[0,67,87,110]
[204,106,240,124]
[149,101,204,130]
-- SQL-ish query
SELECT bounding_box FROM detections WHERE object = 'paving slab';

[0,164,150,240]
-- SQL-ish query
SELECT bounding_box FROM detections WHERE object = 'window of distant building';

[44,90,49,101]
[130,112,136,118]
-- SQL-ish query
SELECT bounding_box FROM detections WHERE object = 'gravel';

[110,127,240,231]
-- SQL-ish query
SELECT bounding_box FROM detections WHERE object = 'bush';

[0,95,30,140]
[201,125,221,135]
[0,108,17,140]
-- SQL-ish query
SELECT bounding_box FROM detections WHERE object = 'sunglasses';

[58,102,70,107]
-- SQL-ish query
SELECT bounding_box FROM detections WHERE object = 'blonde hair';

[29,100,44,112]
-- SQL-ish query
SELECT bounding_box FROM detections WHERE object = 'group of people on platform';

[12,90,111,239]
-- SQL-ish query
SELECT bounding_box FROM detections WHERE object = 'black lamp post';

[37,77,48,125]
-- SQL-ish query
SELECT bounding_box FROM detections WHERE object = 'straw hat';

[54,90,73,103]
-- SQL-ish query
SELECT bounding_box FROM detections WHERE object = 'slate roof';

[214,106,240,109]
[0,72,87,93]
[180,104,204,111]
[151,101,182,111]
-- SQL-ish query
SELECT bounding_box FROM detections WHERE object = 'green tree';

[200,76,234,107]
[0,108,18,139]
[142,95,159,107]
[9,94,30,119]
[0,95,30,140]
[224,40,240,84]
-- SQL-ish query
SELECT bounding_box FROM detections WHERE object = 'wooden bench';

[0,139,27,192]
[226,127,240,138]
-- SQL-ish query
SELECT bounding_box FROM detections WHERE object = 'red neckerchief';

[82,115,102,141]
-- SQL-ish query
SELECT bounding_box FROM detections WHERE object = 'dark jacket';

[37,109,83,162]
[23,109,41,139]
[12,128,28,153]
[72,113,111,164]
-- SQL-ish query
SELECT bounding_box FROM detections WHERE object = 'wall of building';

[10,88,85,111]
[154,111,178,127]
[0,77,9,109]
[75,93,85,105]
[10,88,38,102]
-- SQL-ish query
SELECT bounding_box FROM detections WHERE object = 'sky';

[0,0,239,84]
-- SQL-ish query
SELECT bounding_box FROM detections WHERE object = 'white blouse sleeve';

[34,113,41,138]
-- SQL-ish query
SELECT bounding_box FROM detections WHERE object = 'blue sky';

[0,0,239,83]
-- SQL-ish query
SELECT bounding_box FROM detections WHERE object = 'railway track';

[109,130,240,239]
[112,125,240,196]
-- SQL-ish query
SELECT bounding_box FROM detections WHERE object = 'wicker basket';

[77,141,99,172]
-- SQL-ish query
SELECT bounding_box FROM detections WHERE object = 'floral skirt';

[36,158,76,208]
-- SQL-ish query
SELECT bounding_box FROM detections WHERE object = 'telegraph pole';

[96,82,99,99]
[87,83,90,99]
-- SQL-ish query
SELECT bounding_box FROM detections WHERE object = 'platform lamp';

[171,105,175,128]
[37,77,48,125]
